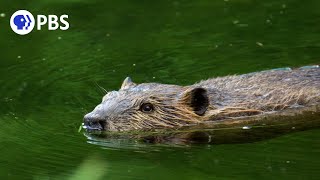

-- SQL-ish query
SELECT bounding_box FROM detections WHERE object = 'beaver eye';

[140,103,154,113]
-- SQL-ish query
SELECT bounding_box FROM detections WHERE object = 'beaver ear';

[120,77,136,90]
[181,87,209,116]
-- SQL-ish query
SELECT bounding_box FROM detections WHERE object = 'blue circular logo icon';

[10,10,35,35]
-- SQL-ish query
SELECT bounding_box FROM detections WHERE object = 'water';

[0,0,320,179]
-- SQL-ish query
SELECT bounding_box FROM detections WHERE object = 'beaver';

[83,66,320,132]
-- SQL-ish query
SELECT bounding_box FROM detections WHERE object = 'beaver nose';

[83,113,107,130]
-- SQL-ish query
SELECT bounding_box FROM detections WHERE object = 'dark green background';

[0,0,319,179]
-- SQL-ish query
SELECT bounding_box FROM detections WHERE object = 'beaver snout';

[83,113,107,131]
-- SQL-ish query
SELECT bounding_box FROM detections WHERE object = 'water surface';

[0,0,320,179]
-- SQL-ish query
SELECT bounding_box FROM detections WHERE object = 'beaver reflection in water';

[84,66,320,132]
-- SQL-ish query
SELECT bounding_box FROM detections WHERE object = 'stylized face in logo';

[10,10,35,35]
[13,14,32,30]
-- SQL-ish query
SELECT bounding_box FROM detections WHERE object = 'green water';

[1,0,320,179]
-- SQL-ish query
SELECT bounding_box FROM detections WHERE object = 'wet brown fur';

[84,66,320,132]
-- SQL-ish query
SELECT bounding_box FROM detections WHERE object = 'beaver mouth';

[83,118,107,131]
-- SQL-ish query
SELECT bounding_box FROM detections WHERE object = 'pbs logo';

[10,10,35,35]
[10,10,69,35]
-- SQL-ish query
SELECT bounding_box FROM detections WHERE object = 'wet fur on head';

[84,79,210,131]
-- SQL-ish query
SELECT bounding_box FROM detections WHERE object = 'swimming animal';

[83,66,320,133]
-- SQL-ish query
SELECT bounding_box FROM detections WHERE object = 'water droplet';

[78,125,83,132]
[256,42,264,47]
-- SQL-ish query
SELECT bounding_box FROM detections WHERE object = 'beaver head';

[83,77,209,132]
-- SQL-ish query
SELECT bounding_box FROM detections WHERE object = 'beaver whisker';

[94,81,108,94]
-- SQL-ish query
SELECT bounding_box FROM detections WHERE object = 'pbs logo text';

[10,10,69,35]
